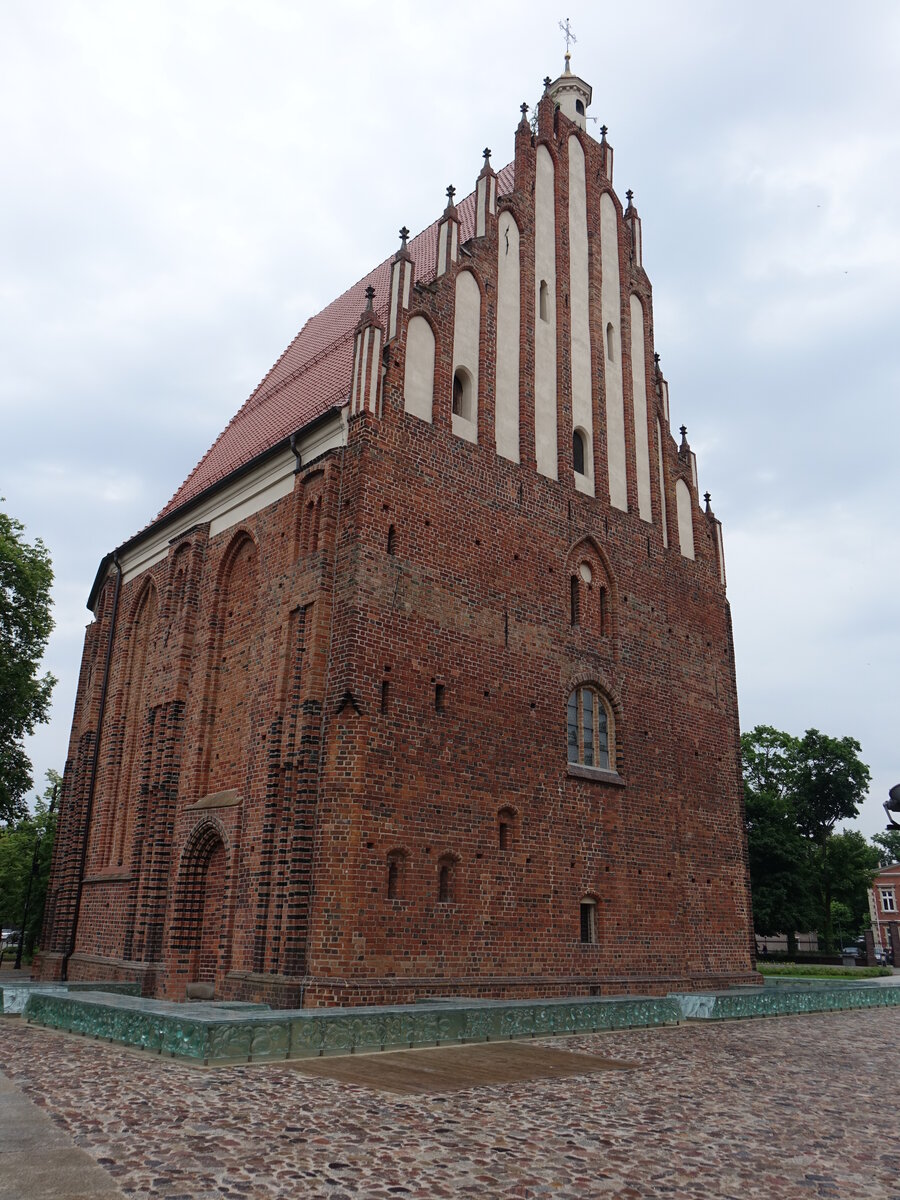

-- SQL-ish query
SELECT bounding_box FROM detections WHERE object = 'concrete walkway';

[0,1068,124,1200]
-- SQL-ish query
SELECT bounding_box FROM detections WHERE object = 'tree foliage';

[0,507,56,823]
[0,771,59,956]
[742,727,814,951]
[871,830,900,868]
[742,725,875,953]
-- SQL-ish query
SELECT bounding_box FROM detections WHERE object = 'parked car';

[846,938,889,964]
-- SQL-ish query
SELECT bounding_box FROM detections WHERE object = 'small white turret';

[547,54,592,131]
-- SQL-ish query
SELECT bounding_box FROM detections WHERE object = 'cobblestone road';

[1,1008,898,1199]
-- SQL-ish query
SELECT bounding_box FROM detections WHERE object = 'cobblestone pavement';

[1,1008,899,1199]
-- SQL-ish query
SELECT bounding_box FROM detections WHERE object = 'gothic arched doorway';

[170,823,231,995]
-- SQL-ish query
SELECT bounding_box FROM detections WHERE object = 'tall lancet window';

[573,429,586,475]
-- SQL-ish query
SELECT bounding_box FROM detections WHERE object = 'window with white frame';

[880,887,897,913]
[567,685,612,770]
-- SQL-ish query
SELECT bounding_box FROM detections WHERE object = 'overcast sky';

[2,1,898,838]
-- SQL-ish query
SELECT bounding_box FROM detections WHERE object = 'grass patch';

[759,962,892,979]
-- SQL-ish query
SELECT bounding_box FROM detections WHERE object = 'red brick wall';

[38,94,756,1005]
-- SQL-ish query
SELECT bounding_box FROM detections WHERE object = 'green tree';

[742,725,873,955]
[0,507,56,823]
[793,729,871,951]
[0,771,59,958]
[742,726,815,956]
[871,830,900,867]
[825,831,880,939]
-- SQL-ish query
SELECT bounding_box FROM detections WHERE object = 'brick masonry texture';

[37,82,757,1007]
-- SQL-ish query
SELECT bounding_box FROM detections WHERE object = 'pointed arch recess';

[203,531,260,796]
[169,818,232,984]
[565,536,617,640]
[104,576,159,868]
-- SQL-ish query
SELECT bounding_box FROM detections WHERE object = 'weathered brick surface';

[37,93,756,1006]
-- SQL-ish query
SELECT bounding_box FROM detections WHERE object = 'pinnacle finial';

[446,184,456,206]
[483,147,491,163]
[520,101,529,117]
[654,352,661,368]
[543,76,552,91]
[679,424,688,450]
[600,124,608,143]
[364,285,375,311]
[704,492,712,513]
[399,226,409,249]
[626,189,634,208]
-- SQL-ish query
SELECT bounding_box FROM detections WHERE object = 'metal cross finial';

[679,424,688,443]
[600,124,608,141]
[446,184,456,205]
[520,101,529,117]
[626,189,634,206]
[543,76,552,90]
[559,17,577,53]
[704,491,711,510]
[399,226,409,248]
[483,147,491,162]
[364,285,375,310]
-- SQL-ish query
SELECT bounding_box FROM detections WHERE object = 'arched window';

[386,851,406,900]
[580,898,597,944]
[575,99,585,116]
[452,368,473,421]
[567,685,611,770]
[570,575,580,626]
[573,429,586,475]
[606,322,615,361]
[497,806,517,851]
[539,279,549,321]
[386,525,396,555]
[438,856,456,903]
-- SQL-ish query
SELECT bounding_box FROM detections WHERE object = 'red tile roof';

[155,163,516,523]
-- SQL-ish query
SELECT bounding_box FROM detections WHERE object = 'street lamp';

[885,783,900,830]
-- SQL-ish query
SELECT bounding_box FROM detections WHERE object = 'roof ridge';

[150,161,515,526]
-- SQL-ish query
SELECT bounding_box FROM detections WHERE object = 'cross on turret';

[558,17,577,53]
[446,184,456,205]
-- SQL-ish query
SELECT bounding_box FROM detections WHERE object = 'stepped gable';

[156,162,516,523]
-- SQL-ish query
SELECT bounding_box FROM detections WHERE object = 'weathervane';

[559,17,577,54]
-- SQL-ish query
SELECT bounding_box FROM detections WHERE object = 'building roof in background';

[155,162,516,523]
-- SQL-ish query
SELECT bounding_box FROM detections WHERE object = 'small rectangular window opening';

[499,821,510,851]
[434,683,445,712]
[380,680,390,713]
[580,901,597,944]
[387,859,399,900]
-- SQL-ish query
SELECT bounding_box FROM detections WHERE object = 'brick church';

[38,58,757,1006]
